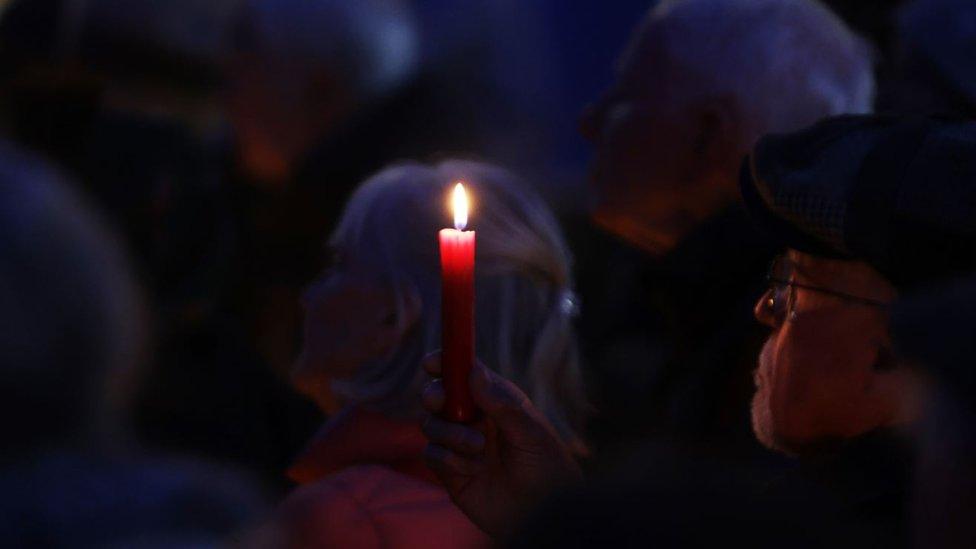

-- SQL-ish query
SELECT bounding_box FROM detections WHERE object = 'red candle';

[439,182,476,422]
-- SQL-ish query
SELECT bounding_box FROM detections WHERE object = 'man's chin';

[750,397,844,457]
[750,387,780,452]
[751,346,776,450]
[750,383,806,457]
[590,209,678,256]
[290,354,320,395]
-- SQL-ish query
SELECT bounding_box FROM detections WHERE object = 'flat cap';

[740,115,976,290]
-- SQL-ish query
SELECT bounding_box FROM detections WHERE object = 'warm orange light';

[453,182,468,230]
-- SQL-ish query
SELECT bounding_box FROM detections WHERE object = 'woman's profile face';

[291,247,400,409]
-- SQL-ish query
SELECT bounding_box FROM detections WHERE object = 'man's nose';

[754,289,779,328]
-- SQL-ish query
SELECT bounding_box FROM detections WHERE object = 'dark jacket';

[570,205,779,461]
[511,430,912,548]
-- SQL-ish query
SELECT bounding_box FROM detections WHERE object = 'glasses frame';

[763,257,889,324]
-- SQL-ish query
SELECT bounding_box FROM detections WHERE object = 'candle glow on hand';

[453,182,468,231]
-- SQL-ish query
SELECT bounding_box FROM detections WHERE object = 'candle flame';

[453,182,468,230]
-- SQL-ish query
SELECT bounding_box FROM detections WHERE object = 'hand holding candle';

[439,183,476,422]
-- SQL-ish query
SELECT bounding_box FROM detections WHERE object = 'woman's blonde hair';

[328,160,588,452]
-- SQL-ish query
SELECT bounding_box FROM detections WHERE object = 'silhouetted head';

[227,0,418,183]
[581,0,873,254]
[0,141,147,460]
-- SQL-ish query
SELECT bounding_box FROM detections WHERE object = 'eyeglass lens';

[767,257,795,324]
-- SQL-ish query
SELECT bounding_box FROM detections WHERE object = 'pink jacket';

[275,407,488,549]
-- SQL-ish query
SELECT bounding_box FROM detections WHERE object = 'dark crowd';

[1,0,975,547]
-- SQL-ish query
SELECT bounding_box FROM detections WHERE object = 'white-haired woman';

[272,160,588,548]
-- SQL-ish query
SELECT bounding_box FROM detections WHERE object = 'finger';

[468,362,550,442]
[424,444,485,477]
[422,379,445,414]
[422,351,442,377]
[422,415,486,455]
[469,362,530,420]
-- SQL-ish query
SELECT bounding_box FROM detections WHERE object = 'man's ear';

[871,364,929,428]
[869,338,929,427]
[691,96,741,179]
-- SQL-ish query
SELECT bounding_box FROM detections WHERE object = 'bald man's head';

[582,0,873,255]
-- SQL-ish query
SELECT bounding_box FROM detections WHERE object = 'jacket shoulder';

[276,469,383,548]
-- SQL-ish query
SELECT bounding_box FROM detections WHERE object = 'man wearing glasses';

[739,114,974,459]
[751,252,914,456]
[419,115,976,542]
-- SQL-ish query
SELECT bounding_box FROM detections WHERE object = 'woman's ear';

[376,281,423,356]
[397,282,423,335]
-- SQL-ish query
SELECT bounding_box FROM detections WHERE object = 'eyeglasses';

[762,256,889,324]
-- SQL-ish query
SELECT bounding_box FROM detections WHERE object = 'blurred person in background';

[226,0,419,187]
[573,0,875,460]
[892,279,976,549]
[224,0,569,393]
[0,0,324,492]
[420,115,976,547]
[0,0,242,311]
[0,141,265,547]
[0,0,577,493]
[223,0,420,387]
[879,0,976,118]
[252,160,588,548]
